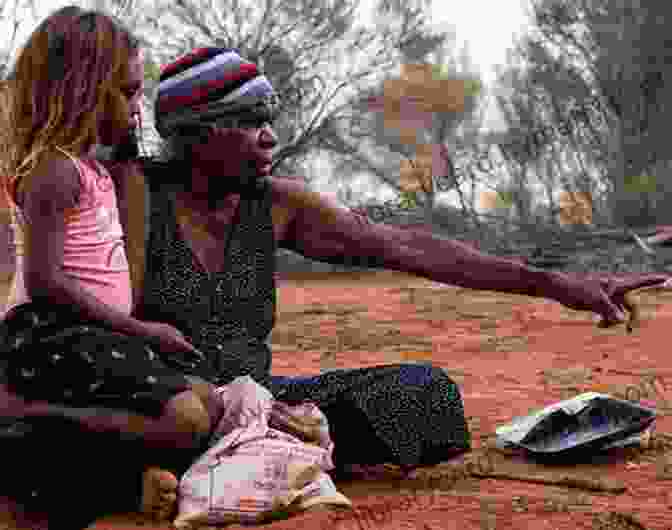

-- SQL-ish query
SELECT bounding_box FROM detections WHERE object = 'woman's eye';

[122,88,141,101]
[253,120,274,129]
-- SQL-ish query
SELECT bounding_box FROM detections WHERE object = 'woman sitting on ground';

[116,47,663,479]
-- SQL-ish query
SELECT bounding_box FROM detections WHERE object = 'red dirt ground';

[3,269,672,530]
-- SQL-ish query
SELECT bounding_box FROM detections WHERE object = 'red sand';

[3,270,672,530]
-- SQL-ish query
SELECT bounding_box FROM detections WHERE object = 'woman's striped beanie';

[154,47,280,138]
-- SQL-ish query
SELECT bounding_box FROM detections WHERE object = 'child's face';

[98,51,144,146]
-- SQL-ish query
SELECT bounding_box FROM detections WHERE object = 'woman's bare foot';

[140,467,179,522]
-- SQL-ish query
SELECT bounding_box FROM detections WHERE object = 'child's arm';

[21,154,152,338]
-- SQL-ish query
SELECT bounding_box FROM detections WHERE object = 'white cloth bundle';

[174,376,351,529]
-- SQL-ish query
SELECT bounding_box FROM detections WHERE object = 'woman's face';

[190,118,279,192]
[98,51,144,146]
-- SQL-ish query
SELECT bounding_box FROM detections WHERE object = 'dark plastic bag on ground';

[496,392,656,459]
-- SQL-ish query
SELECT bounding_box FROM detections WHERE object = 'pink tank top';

[5,149,132,316]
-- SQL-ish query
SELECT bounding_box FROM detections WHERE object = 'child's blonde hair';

[0,5,140,205]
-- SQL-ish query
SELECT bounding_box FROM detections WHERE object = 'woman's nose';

[259,125,278,146]
[129,96,142,120]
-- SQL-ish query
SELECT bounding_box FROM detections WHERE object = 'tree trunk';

[606,118,627,226]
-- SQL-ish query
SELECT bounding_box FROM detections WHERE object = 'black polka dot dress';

[139,177,471,469]
[139,177,277,387]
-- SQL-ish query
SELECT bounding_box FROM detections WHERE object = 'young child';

[0,5,222,523]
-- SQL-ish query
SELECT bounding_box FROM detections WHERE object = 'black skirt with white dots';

[0,302,192,418]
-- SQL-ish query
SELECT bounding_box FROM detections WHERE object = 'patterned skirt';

[0,302,192,418]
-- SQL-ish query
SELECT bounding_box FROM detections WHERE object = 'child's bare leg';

[0,383,211,522]
[140,378,225,522]
[0,383,210,450]
[0,379,226,522]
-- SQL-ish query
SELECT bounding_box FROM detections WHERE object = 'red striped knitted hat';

[154,47,280,138]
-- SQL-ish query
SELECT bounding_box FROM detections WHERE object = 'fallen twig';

[469,469,626,494]
[629,229,655,255]
[606,369,662,377]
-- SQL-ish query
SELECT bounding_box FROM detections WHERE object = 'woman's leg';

[268,363,470,471]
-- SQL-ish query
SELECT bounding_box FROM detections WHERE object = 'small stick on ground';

[469,470,626,494]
